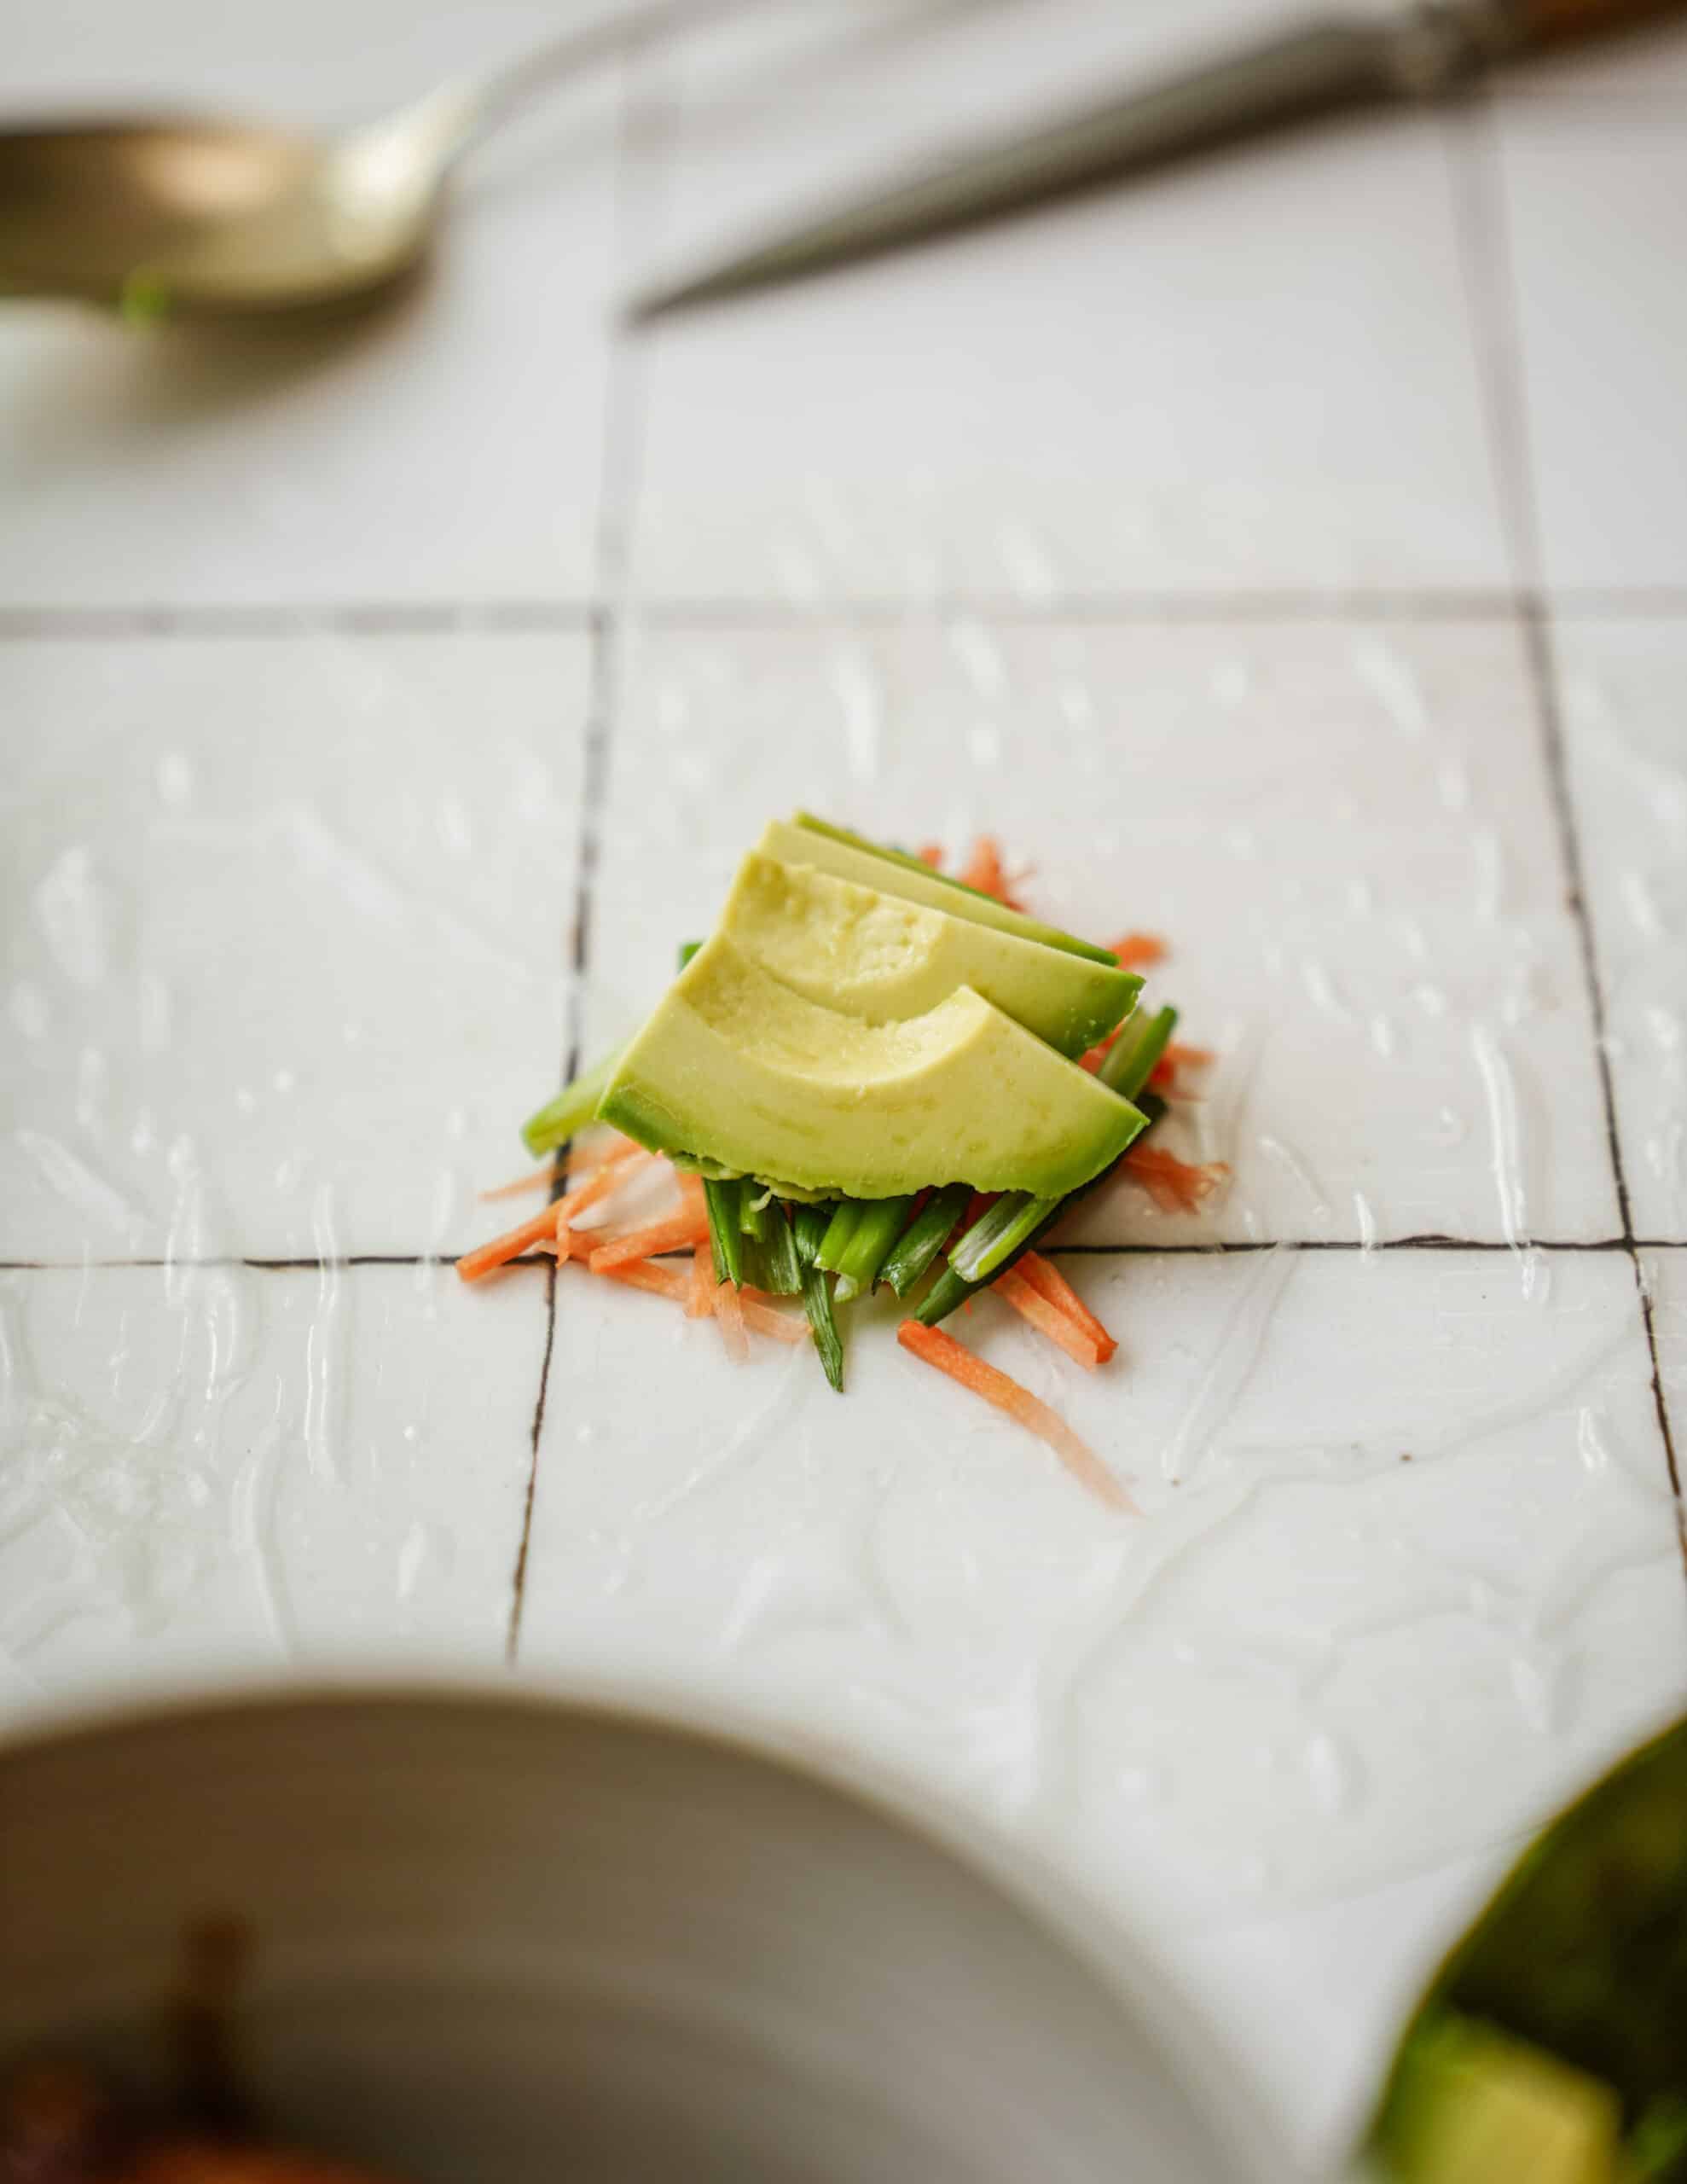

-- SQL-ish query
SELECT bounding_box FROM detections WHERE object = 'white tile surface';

[0,632,586,1258]
[0,3,622,609]
[1553,619,1687,1240]
[4,0,1685,2165]
[1498,101,1687,592]
[583,614,1617,1242]
[627,98,1509,600]
[0,1261,544,1712]
[519,1244,1687,1930]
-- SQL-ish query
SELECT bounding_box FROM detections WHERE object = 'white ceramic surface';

[0,1687,1288,2183]
[3,1,1685,2175]
[1496,95,1687,594]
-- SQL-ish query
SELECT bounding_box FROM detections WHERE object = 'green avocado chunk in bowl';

[1367,1716,1687,2184]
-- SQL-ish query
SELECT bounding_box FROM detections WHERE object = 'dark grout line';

[6,590,1687,644]
[506,1257,558,1667]
[0,602,594,641]
[1638,1269,1685,1515]
[1050,1234,1653,1257]
[1454,96,1687,1564]
[5,1237,1683,1275]
[620,590,1527,626]
[506,47,654,1668]
[1550,588,1687,620]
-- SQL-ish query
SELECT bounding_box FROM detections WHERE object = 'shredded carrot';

[600,1258,691,1304]
[1122,1144,1231,1215]
[1110,932,1166,970]
[959,836,1005,897]
[1149,1041,1215,1094]
[993,1268,1102,1371]
[896,1321,1135,1512]
[478,1164,559,1203]
[687,1240,715,1319]
[565,1130,641,1177]
[915,843,945,869]
[1016,1252,1117,1362]
[552,1147,652,1264]
[1079,1023,1122,1074]
[957,835,1029,909]
[456,1199,570,1284]
[588,1205,711,1272]
[739,1296,809,1345]
[714,1278,749,1363]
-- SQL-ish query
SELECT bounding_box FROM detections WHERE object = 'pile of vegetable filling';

[461,815,1225,1507]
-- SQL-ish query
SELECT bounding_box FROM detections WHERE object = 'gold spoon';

[0,0,751,319]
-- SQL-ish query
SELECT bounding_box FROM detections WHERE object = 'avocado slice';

[771,815,1120,967]
[1382,2013,1620,2184]
[1368,1715,1687,2183]
[722,851,1139,1059]
[599,935,1145,1199]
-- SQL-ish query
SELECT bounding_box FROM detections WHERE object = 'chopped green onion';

[792,1203,833,1269]
[878,1183,971,1298]
[676,938,704,970]
[815,1200,863,1274]
[948,1192,1057,1285]
[916,1089,1170,1327]
[520,1045,622,1157]
[1100,1004,1178,1101]
[757,1204,804,1297]
[800,1263,846,1391]
[832,1195,914,1302]
[704,1178,744,1287]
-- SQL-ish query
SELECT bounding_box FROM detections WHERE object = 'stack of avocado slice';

[1368,1716,1687,2184]
[524,814,1165,1389]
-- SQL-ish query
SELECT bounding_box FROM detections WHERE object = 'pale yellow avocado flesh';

[759,818,1120,964]
[1391,2019,1620,2184]
[720,851,1138,1058]
[600,935,1145,1199]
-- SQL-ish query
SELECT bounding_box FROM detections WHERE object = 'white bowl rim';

[0,1665,1307,2182]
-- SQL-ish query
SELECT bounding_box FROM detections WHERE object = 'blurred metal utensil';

[630,0,1682,317]
[0,0,756,317]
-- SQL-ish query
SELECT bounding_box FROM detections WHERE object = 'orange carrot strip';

[993,1268,1102,1371]
[1122,1145,1231,1215]
[478,1164,559,1203]
[714,1278,750,1363]
[1016,1252,1117,1362]
[552,1147,652,1264]
[915,843,945,869]
[739,1296,809,1345]
[1149,1041,1215,1094]
[600,1258,690,1304]
[896,1321,1135,1513]
[959,836,1006,900]
[457,1199,571,1283]
[588,1205,710,1272]
[1110,932,1166,970]
[565,1130,641,1177]
[687,1240,716,1320]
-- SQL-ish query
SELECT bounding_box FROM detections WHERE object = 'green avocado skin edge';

[791,812,1121,966]
[1367,1713,1687,2181]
